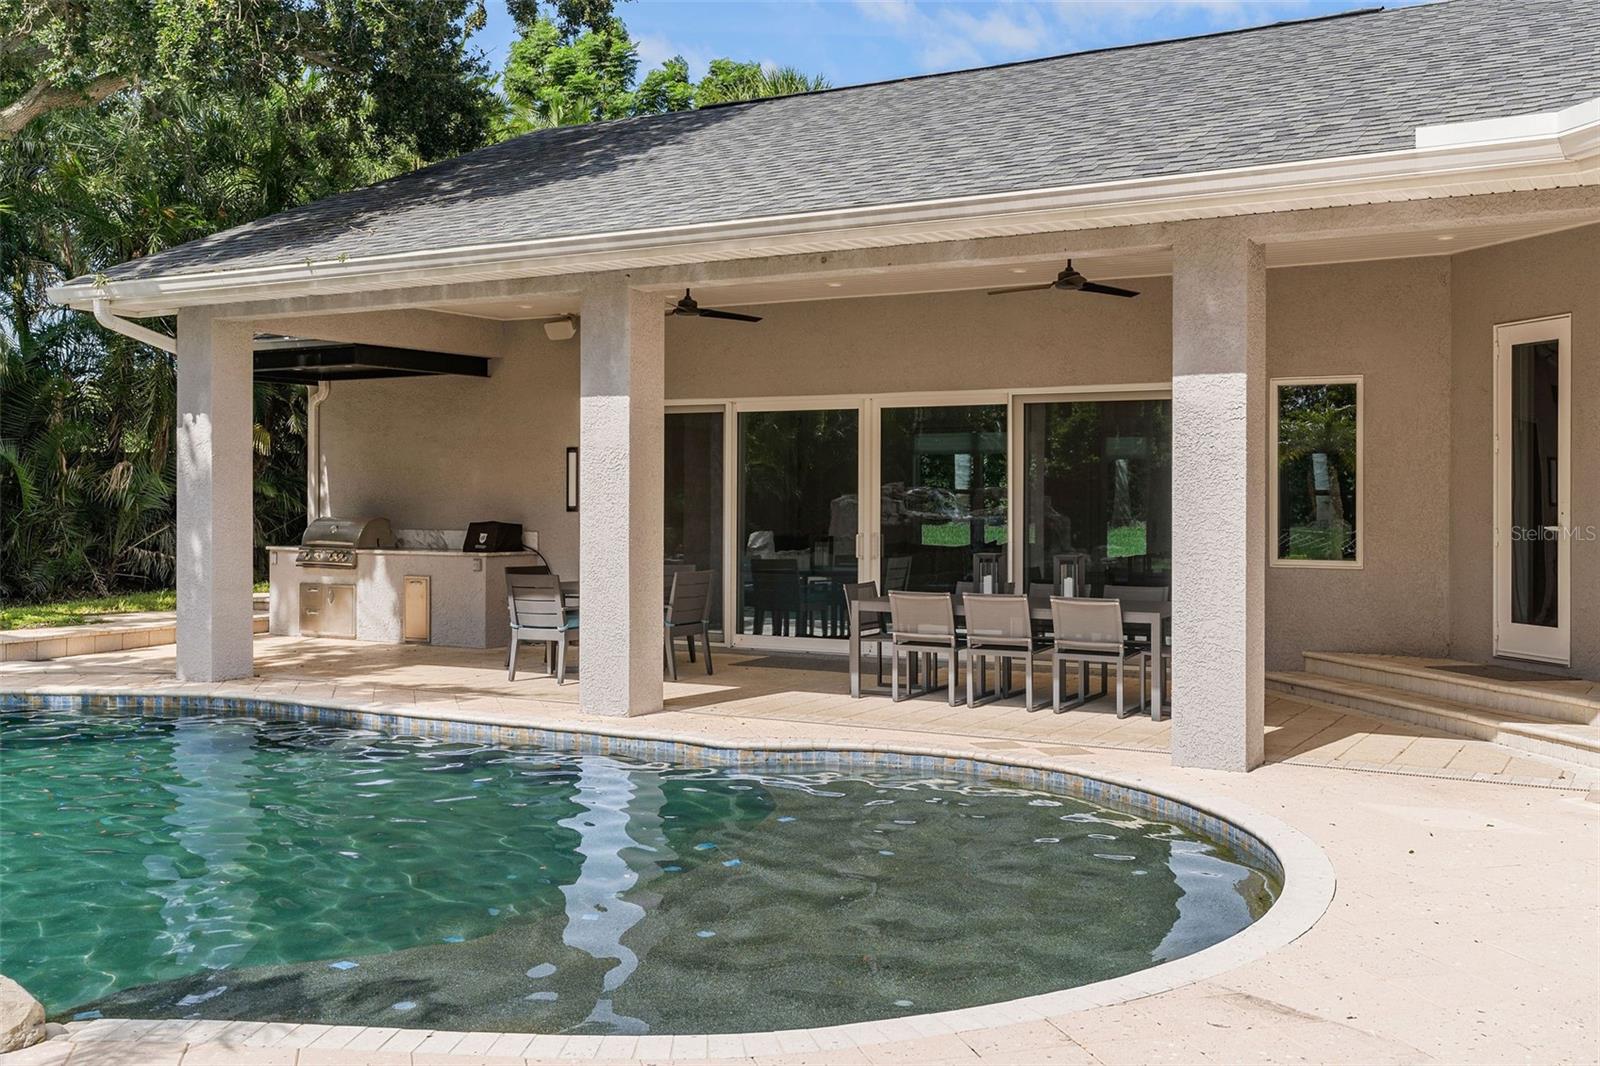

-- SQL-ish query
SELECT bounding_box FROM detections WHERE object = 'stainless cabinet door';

[323,583,357,639]
[299,582,324,636]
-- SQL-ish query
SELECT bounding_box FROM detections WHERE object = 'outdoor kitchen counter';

[267,547,540,648]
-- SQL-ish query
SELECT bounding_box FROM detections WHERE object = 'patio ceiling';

[419,216,1593,320]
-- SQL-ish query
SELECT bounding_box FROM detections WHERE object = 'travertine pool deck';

[2,637,1597,1065]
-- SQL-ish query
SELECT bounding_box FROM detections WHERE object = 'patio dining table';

[847,593,1171,721]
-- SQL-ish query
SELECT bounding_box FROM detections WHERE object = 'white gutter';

[93,299,177,353]
[57,98,1600,314]
[305,382,330,521]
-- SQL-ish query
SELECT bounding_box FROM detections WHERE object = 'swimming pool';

[1,700,1281,1034]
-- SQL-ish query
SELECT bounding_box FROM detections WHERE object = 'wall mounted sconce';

[565,447,579,511]
[544,315,578,341]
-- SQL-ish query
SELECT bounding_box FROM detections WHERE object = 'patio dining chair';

[1105,584,1170,697]
[843,581,889,689]
[1027,582,1059,608]
[889,591,964,706]
[749,557,803,636]
[1049,597,1150,717]
[665,570,715,680]
[963,593,1049,710]
[507,571,578,684]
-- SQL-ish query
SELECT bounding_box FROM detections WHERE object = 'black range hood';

[253,342,490,385]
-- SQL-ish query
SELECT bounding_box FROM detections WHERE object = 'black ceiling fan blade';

[986,283,1055,296]
[1078,281,1140,298]
[695,307,763,323]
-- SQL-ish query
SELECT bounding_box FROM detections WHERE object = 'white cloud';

[946,5,1051,52]
[842,0,1357,75]
[634,32,716,80]
[854,0,919,26]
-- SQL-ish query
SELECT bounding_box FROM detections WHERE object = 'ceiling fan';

[987,260,1139,299]
[666,289,762,322]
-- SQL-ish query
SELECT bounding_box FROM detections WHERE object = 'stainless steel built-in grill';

[295,516,395,568]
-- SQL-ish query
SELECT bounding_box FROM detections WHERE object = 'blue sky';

[478,0,1430,87]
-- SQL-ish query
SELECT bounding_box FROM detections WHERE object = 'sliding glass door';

[877,403,1007,592]
[1019,396,1171,595]
[666,389,1170,651]
[735,405,862,645]
[664,410,725,635]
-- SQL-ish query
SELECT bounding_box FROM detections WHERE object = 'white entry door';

[1493,315,1571,665]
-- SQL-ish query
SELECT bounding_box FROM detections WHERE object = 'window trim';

[1269,375,1364,570]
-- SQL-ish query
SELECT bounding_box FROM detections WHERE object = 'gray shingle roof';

[101,0,1600,283]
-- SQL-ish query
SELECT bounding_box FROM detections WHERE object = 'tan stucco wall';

[1449,224,1599,678]
[666,280,1174,397]
[317,319,583,574]
[1264,257,1454,669]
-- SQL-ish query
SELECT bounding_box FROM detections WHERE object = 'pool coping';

[4,684,1337,1059]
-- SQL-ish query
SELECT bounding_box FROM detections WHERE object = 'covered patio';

[68,199,1596,770]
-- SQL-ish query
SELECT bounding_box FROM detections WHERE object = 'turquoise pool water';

[0,704,1279,1034]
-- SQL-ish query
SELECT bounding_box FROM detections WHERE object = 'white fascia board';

[49,116,1600,315]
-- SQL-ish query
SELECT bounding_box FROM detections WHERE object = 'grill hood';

[300,516,396,549]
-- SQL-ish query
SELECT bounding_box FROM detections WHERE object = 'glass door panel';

[1510,340,1560,630]
[878,404,1007,591]
[1021,398,1171,594]
[664,410,724,636]
[1495,316,1570,664]
[736,408,860,642]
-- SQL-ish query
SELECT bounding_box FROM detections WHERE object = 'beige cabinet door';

[403,575,432,643]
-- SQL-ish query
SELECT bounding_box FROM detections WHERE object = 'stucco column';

[1170,227,1266,770]
[175,309,256,682]
[578,276,665,716]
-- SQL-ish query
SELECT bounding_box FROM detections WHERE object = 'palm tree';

[0,82,373,601]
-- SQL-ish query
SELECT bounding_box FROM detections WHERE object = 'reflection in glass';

[1022,399,1171,592]
[1275,383,1358,562]
[737,409,858,640]
[664,412,724,634]
[879,405,1007,592]
[1511,341,1559,628]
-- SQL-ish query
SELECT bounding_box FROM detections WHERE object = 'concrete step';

[1303,652,1600,726]
[1267,670,1600,770]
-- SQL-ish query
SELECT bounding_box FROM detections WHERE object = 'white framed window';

[1270,376,1363,568]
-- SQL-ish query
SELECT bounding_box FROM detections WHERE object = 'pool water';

[1,705,1279,1034]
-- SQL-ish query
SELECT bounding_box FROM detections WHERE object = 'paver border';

[3,687,1337,1058]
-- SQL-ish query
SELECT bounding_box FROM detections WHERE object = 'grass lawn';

[1,583,268,631]
[1107,522,1147,559]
